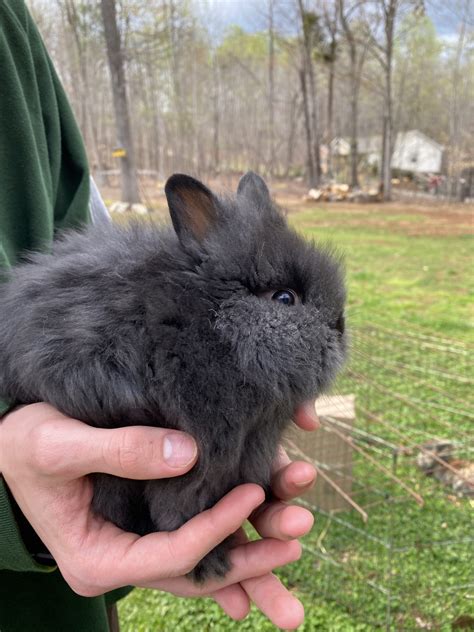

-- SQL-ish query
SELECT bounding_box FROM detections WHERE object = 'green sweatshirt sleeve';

[0,0,90,572]
[0,0,90,270]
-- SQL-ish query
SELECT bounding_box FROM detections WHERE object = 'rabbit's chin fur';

[0,172,347,582]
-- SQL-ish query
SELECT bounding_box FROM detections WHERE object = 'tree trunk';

[286,93,300,176]
[100,0,140,204]
[449,8,466,200]
[381,0,397,201]
[381,99,392,201]
[268,0,275,176]
[339,0,363,189]
[299,68,316,187]
[143,43,161,176]
[308,56,321,184]
[212,55,220,173]
[323,2,338,180]
[326,37,336,179]
[297,0,319,187]
[349,51,359,189]
[167,0,189,173]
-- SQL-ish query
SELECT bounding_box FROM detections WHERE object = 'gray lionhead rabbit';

[0,172,347,581]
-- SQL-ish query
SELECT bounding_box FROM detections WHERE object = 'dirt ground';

[271,179,473,238]
[291,200,473,237]
[100,175,473,238]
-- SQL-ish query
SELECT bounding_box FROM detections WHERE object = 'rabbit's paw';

[188,543,231,584]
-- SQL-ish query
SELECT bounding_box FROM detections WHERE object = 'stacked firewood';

[304,183,382,203]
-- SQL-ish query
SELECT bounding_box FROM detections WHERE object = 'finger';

[271,460,317,501]
[293,399,320,430]
[251,501,314,540]
[29,418,198,480]
[242,572,305,630]
[212,585,250,620]
[110,484,265,586]
[204,538,301,593]
[147,537,301,594]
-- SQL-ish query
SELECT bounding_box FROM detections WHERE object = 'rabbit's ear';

[237,172,271,207]
[165,174,218,247]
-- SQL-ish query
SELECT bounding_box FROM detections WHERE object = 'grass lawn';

[118,199,473,631]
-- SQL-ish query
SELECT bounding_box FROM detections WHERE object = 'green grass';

[118,203,473,631]
[291,208,473,338]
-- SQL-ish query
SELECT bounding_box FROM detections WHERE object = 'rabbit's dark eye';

[271,290,297,306]
[257,288,300,305]
[334,312,345,334]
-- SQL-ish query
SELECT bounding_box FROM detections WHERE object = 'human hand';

[0,403,302,625]
[208,400,319,628]
[102,401,320,630]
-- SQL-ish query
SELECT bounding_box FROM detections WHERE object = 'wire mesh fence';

[284,323,474,630]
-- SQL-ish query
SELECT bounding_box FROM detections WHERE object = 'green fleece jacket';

[0,1,128,629]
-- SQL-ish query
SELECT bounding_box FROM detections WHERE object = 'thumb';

[21,409,198,481]
[87,425,198,480]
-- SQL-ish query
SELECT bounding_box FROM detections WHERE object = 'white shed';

[331,130,444,174]
[391,130,444,173]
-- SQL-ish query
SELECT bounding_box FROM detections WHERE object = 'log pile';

[304,183,382,203]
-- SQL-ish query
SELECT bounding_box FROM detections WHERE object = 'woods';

[29,0,473,201]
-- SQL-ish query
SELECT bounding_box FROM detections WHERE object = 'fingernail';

[294,478,315,488]
[163,433,197,467]
[294,465,317,488]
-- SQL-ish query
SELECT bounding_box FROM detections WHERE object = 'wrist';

[3,477,56,566]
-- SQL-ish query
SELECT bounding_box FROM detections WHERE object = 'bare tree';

[297,0,324,187]
[268,0,276,176]
[100,0,140,203]
[211,52,220,174]
[371,1,424,200]
[378,0,398,201]
[322,1,339,178]
[299,64,315,184]
[448,0,469,198]
[338,0,371,188]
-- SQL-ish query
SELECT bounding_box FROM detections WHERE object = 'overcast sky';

[196,0,469,41]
